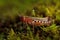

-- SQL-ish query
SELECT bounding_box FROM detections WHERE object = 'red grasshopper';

[19,16,53,26]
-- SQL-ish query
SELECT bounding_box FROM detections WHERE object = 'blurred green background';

[0,0,60,18]
[0,0,60,40]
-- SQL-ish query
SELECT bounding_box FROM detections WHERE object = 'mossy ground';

[0,0,60,40]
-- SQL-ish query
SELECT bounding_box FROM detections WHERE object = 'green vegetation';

[0,0,60,40]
